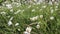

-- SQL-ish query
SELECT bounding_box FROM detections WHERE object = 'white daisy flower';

[36,24,40,29]
[30,17,35,21]
[50,16,54,20]
[40,15,43,18]
[18,29,20,31]
[0,12,6,15]
[15,23,19,26]
[10,17,13,21]
[30,16,38,21]
[8,21,12,26]
[26,27,32,33]
[34,16,38,20]
[24,31,30,34]
[6,4,12,9]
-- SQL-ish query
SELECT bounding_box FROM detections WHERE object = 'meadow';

[0,0,60,34]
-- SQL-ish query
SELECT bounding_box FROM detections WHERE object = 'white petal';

[26,27,32,33]
[15,23,19,26]
[8,21,12,26]
[24,31,30,34]
[50,16,54,20]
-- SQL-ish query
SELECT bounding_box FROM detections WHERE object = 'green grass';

[0,2,60,34]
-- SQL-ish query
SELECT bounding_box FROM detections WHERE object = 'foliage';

[0,0,60,34]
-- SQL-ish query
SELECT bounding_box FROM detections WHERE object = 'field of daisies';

[0,0,60,34]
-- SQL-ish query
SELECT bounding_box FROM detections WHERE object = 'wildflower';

[6,4,12,9]
[34,16,38,20]
[8,20,12,26]
[36,24,40,29]
[16,3,19,5]
[26,27,32,33]
[32,9,35,12]
[50,16,54,20]
[40,15,43,18]
[30,16,38,21]
[0,12,6,15]
[10,17,13,21]
[15,23,19,26]
[24,31,30,34]
[18,29,20,31]
[30,17,35,21]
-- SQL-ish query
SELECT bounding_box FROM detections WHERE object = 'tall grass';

[0,1,60,34]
